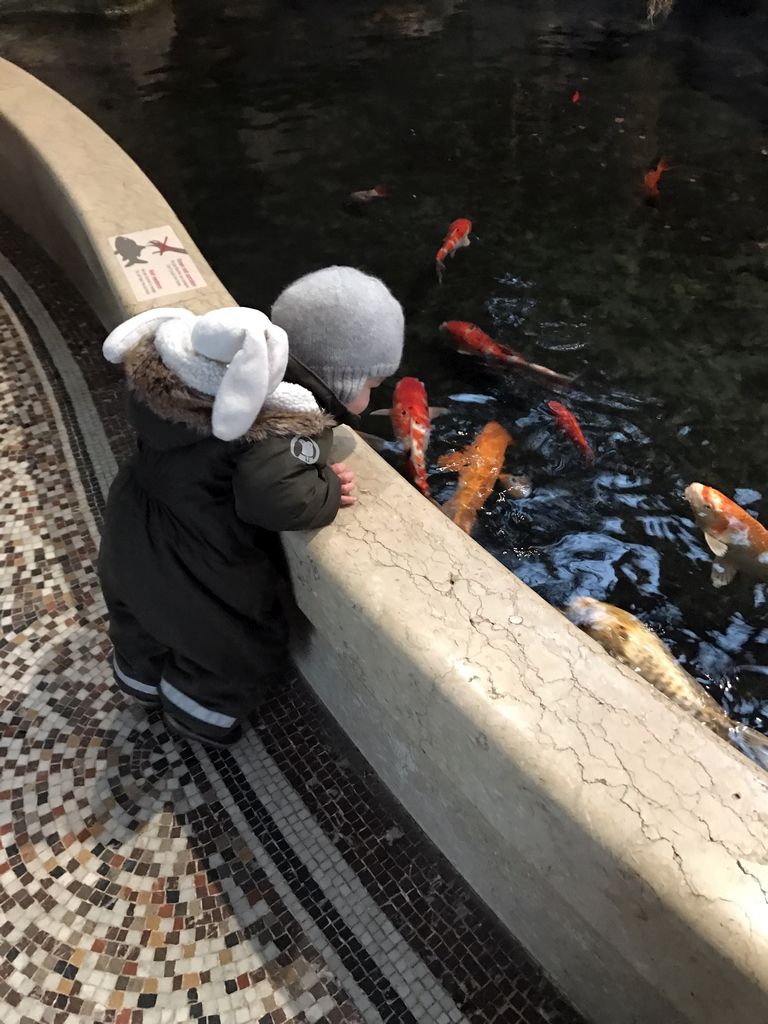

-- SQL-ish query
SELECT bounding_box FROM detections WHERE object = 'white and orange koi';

[685,483,768,587]
[436,218,471,282]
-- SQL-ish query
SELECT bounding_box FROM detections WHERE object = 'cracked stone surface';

[284,427,768,1024]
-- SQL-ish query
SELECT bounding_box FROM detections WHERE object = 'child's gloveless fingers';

[340,494,357,507]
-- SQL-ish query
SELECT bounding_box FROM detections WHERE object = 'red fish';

[547,400,593,464]
[389,377,433,498]
[436,218,471,282]
[440,321,573,387]
[350,184,390,202]
[643,158,670,203]
[571,90,581,103]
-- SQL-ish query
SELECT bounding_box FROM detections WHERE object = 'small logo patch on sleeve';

[290,436,320,465]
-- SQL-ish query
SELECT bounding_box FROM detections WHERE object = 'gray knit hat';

[271,266,404,404]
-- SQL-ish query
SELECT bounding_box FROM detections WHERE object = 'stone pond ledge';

[1,55,767,1024]
[0,0,157,16]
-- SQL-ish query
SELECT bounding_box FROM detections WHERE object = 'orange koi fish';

[440,321,574,387]
[350,184,390,202]
[547,401,593,464]
[685,483,768,587]
[437,421,512,534]
[436,218,471,282]
[389,377,433,498]
[571,90,581,103]
[643,158,670,203]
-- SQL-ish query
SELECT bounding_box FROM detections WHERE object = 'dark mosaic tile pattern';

[0,209,586,1024]
[256,689,581,1024]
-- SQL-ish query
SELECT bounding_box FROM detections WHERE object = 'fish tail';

[501,353,574,387]
[436,258,445,283]
[525,361,575,387]
[730,725,768,770]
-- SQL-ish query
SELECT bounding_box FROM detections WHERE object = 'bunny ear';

[211,313,290,441]
[102,307,196,364]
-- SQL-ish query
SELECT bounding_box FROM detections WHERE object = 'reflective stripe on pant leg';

[113,653,159,697]
[160,678,237,729]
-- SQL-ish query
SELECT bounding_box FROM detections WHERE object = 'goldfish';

[567,596,768,770]
[349,184,390,202]
[436,218,471,282]
[685,483,768,588]
[389,377,433,498]
[437,421,512,534]
[440,321,574,387]
[571,90,580,103]
[643,158,670,203]
[547,401,593,464]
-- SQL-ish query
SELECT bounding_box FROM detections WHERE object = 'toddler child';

[98,266,403,747]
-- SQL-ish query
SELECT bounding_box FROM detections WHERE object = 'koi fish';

[436,218,471,282]
[349,184,390,202]
[389,377,433,498]
[567,596,768,770]
[571,90,580,103]
[643,157,670,203]
[437,421,512,534]
[440,321,574,387]
[684,483,768,588]
[547,401,593,464]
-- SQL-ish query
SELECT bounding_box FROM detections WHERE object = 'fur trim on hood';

[124,339,336,442]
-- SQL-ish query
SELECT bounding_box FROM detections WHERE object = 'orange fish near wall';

[389,377,433,498]
[436,218,472,282]
[440,321,573,387]
[437,421,512,534]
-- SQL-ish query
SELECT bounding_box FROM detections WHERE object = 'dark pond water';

[3,0,768,728]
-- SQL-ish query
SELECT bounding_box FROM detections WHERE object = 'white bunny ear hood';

[103,305,329,442]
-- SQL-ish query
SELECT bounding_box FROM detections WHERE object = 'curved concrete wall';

[0,0,158,16]
[2,56,768,1024]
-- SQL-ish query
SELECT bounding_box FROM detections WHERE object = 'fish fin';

[428,406,449,418]
[436,261,444,283]
[354,431,389,452]
[711,558,737,588]
[729,726,768,770]
[440,496,473,533]
[436,451,467,472]
[704,531,728,557]
[367,408,392,417]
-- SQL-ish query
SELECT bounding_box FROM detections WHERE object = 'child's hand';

[330,462,357,507]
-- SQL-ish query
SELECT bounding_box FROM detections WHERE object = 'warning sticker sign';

[109,226,206,301]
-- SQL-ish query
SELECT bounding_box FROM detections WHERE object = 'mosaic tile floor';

[0,213,585,1024]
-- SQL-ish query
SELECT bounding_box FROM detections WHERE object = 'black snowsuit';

[98,342,355,741]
